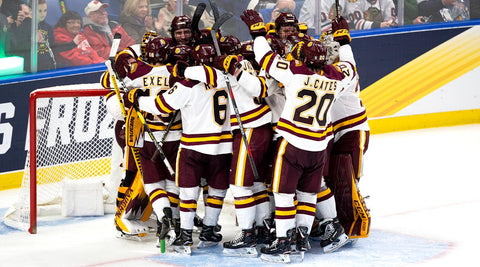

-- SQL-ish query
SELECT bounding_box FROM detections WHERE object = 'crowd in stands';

[0,0,478,74]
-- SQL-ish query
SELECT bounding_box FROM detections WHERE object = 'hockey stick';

[335,0,340,20]
[211,13,260,181]
[207,0,220,22]
[191,3,206,37]
[106,34,175,178]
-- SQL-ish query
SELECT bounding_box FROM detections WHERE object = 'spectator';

[299,0,347,33]
[155,0,213,37]
[0,0,9,57]
[260,0,296,23]
[418,0,470,22]
[9,0,55,71]
[82,0,135,60]
[119,0,154,43]
[53,10,104,67]
[344,0,397,30]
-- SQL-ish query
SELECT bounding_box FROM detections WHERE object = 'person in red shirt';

[82,0,135,60]
[53,10,104,67]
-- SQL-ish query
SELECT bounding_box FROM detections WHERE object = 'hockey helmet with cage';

[265,34,285,56]
[143,36,171,65]
[219,35,241,55]
[170,15,192,39]
[192,44,216,66]
[170,44,194,65]
[275,12,298,33]
[301,40,328,69]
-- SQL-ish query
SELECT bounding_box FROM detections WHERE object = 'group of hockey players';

[100,3,370,263]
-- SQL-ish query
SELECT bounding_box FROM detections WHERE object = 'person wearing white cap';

[82,0,135,60]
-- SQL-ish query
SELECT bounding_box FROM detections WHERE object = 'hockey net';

[3,85,121,234]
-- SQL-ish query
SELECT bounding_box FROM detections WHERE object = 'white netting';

[3,86,121,232]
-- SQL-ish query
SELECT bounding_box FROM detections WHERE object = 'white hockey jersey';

[184,63,272,131]
[102,61,182,143]
[344,0,397,30]
[138,77,233,155]
[299,0,348,33]
[254,37,357,152]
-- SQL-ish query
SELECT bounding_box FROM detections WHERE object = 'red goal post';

[3,86,120,234]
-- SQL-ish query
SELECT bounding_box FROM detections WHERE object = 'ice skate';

[156,208,176,247]
[172,228,193,255]
[114,218,148,241]
[259,228,294,263]
[319,218,349,253]
[223,228,258,257]
[198,224,222,248]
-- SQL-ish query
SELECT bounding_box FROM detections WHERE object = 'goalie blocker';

[324,154,370,238]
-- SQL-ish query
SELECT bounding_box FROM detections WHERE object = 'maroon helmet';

[170,44,194,65]
[192,44,216,66]
[275,12,298,32]
[219,35,241,55]
[265,35,285,56]
[240,40,260,70]
[143,36,171,65]
[170,15,192,35]
[301,40,328,69]
[287,32,313,46]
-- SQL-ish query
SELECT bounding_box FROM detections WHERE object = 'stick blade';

[211,12,233,32]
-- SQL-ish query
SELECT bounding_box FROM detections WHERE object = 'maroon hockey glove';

[241,9,267,38]
[122,88,148,109]
[114,52,135,79]
[332,16,351,45]
[213,55,240,75]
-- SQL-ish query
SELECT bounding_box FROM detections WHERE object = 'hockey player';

[178,35,273,257]
[105,36,182,247]
[127,44,233,255]
[242,9,357,262]
[170,15,194,46]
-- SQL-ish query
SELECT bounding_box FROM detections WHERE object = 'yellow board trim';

[360,27,480,118]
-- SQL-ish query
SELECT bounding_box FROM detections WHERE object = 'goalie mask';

[219,35,241,55]
[321,34,340,65]
[170,44,194,65]
[301,40,328,69]
[143,36,171,65]
[192,44,216,66]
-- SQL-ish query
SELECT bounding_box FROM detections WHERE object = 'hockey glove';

[241,9,267,38]
[122,88,148,109]
[332,16,351,45]
[172,60,189,79]
[213,55,240,75]
[114,51,135,79]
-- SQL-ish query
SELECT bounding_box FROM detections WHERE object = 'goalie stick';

[211,13,260,181]
[106,34,175,178]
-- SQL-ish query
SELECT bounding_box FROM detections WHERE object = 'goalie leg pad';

[324,154,370,238]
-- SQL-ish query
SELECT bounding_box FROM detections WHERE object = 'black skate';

[198,224,222,248]
[257,217,276,246]
[295,226,311,252]
[319,218,349,253]
[172,228,193,255]
[223,228,258,257]
[156,207,176,248]
[260,228,294,263]
[194,215,222,233]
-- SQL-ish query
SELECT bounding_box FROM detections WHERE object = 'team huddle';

[101,5,370,263]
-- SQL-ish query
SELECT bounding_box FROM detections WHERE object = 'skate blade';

[260,253,291,263]
[323,234,349,253]
[197,240,219,248]
[115,231,146,241]
[173,245,192,255]
[222,247,258,257]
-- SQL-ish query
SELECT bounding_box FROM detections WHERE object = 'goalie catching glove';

[332,16,351,45]
[122,88,149,109]
[241,9,267,38]
[213,55,240,76]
